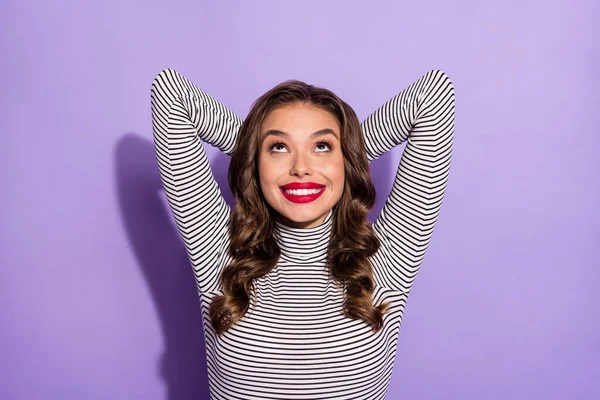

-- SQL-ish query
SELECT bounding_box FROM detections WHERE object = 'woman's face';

[258,102,345,229]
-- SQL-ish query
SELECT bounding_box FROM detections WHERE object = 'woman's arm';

[150,68,242,292]
[360,69,455,293]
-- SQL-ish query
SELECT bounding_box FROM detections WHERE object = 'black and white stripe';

[150,68,454,399]
[362,69,455,294]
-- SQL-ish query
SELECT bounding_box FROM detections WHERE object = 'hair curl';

[209,80,391,335]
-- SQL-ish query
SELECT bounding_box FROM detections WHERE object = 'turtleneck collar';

[273,209,334,263]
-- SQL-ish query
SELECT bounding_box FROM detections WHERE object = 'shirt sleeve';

[360,69,455,293]
[150,68,242,293]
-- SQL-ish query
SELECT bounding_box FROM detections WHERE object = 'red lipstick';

[279,182,326,204]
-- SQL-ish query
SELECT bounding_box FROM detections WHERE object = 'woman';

[150,68,454,399]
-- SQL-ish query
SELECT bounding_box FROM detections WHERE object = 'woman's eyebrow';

[260,128,339,145]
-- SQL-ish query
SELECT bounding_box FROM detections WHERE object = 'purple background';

[1,1,598,399]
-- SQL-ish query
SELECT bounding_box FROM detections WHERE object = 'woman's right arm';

[150,68,242,291]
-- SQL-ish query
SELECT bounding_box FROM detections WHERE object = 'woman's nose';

[290,153,312,176]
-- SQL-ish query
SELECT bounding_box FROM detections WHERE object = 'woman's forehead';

[261,104,340,138]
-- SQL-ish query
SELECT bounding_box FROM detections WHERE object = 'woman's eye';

[315,142,332,152]
[270,143,287,152]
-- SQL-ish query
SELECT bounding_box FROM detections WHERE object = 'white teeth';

[283,188,324,196]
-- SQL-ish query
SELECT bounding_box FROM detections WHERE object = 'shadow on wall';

[368,148,395,223]
[114,132,394,399]
[115,133,211,400]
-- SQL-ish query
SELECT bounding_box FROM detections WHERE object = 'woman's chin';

[277,209,328,229]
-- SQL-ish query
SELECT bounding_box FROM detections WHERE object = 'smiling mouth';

[279,187,325,204]
[281,187,324,196]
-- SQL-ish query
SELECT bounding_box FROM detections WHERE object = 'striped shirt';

[150,68,454,399]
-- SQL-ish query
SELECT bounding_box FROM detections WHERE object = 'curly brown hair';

[208,79,391,335]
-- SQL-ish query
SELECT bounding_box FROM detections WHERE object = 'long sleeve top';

[150,68,455,400]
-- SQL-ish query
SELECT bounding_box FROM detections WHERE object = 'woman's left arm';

[360,69,455,293]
